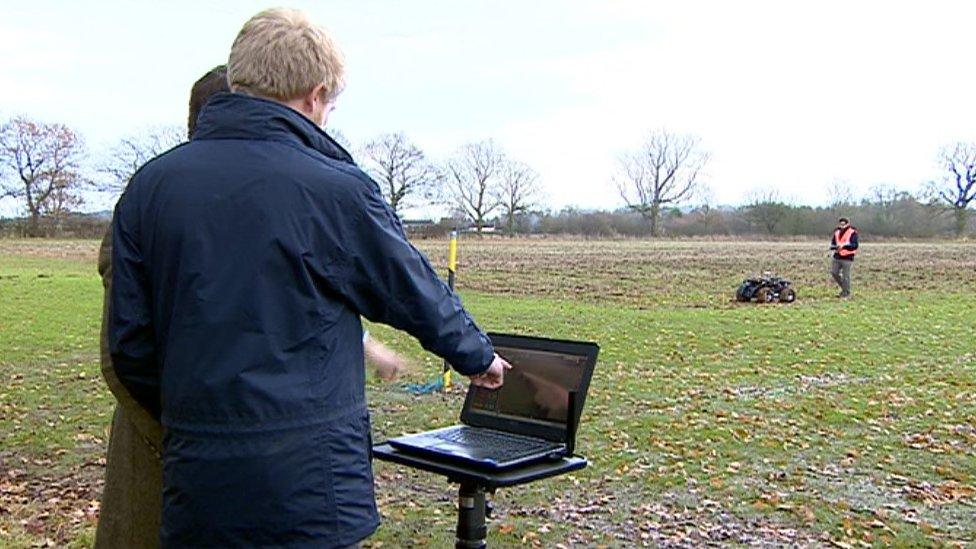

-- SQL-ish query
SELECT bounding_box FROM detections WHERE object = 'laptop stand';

[373,392,587,548]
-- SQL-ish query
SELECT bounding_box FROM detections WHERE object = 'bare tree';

[744,189,790,234]
[446,140,505,233]
[826,179,855,209]
[100,125,185,194]
[498,159,542,235]
[926,142,976,237]
[614,129,708,237]
[360,132,441,215]
[691,183,724,234]
[43,184,85,219]
[0,116,87,232]
[866,184,906,233]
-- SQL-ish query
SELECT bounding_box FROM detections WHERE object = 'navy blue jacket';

[109,93,494,547]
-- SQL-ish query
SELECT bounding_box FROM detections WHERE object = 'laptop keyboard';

[434,427,562,462]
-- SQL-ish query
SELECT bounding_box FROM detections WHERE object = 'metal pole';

[455,481,487,549]
[443,229,458,389]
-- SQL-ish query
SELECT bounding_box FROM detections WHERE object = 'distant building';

[400,218,435,230]
[400,218,450,238]
[461,225,496,234]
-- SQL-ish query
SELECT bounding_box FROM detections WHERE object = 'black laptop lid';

[460,333,599,442]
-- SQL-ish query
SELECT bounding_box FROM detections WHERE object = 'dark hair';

[838,217,850,224]
[188,65,230,138]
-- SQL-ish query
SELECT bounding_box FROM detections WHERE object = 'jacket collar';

[192,92,354,164]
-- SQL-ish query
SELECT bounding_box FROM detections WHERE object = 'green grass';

[0,239,974,547]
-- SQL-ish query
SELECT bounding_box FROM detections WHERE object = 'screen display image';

[469,346,587,426]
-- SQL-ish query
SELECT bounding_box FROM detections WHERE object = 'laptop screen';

[468,345,588,428]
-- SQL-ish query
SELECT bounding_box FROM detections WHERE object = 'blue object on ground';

[402,380,444,395]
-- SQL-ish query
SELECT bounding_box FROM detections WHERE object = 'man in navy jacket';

[109,8,509,547]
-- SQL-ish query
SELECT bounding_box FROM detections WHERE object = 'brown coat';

[94,227,163,549]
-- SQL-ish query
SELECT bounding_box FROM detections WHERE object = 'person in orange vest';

[829,217,859,298]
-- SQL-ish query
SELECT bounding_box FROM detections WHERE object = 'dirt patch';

[504,486,827,547]
[415,239,976,308]
[0,240,100,262]
[0,453,104,545]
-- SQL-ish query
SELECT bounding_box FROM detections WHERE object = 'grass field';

[1,238,974,547]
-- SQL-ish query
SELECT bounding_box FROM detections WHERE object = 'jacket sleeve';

[311,175,494,376]
[829,234,838,250]
[845,231,859,250]
[99,225,164,449]
[109,190,162,420]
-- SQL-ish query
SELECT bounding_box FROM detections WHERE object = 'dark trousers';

[830,258,853,296]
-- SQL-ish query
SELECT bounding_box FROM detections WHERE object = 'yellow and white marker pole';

[443,229,459,389]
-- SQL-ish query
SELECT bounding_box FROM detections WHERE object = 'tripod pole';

[455,481,487,548]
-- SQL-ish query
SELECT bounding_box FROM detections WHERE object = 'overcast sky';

[1,0,973,216]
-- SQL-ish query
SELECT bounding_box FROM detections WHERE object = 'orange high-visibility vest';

[834,227,858,258]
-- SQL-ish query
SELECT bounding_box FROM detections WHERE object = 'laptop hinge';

[565,390,578,457]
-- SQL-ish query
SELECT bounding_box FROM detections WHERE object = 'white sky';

[1,0,973,216]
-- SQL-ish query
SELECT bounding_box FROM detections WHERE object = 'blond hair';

[228,8,344,103]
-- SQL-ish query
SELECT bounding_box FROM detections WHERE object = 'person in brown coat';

[94,65,229,549]
[94,65,409,547]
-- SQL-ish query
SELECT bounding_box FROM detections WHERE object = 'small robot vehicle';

[735,272,796,304]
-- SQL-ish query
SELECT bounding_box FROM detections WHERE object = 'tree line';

[1,115,973,238]
[531,193,960,238]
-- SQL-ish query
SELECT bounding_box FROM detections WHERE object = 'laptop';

[388,333,599,470]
